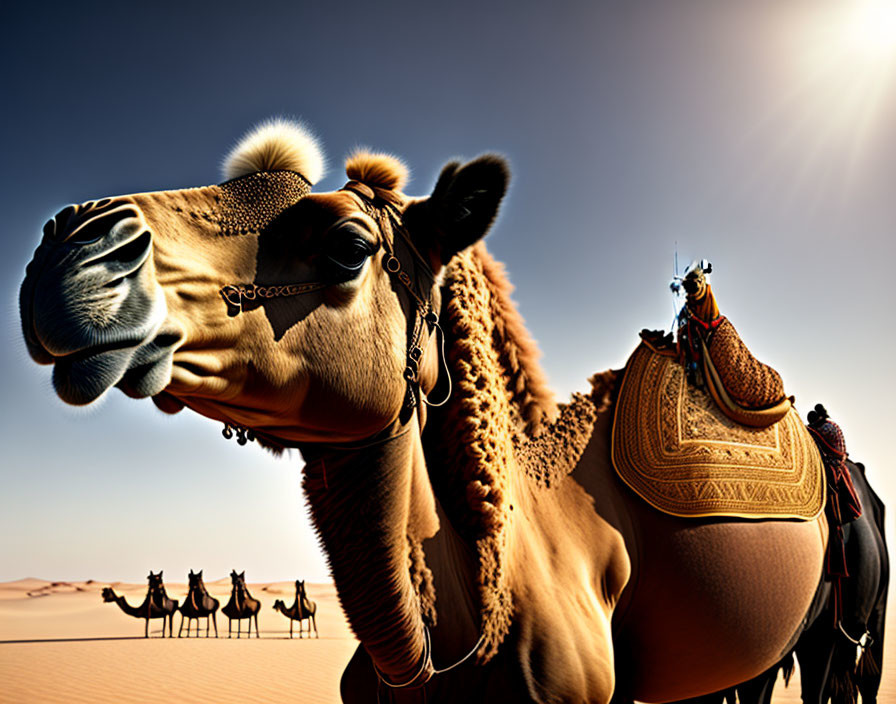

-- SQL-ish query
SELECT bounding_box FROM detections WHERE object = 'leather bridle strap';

[217,181,452,415]
[343,181,452,410]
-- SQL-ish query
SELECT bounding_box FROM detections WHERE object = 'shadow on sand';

[0,632,341,644]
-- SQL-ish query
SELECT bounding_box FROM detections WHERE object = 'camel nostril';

[45,205,77,241]
[152,332,182,348]
[89,230,152,271]
[66,206,140,245]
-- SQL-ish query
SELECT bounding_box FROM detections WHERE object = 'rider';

[807,404,862,624]
[667,259,791,427]
[674,260,721,387]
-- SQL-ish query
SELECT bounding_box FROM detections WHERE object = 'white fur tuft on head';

[222,118,325,184]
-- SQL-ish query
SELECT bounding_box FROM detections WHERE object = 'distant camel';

[273,580,319,638]
[101,571,178,637]
[221,570,260,638]
[178,569,220,638]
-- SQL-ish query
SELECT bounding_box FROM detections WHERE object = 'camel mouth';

[51,328,183,405]
[21,227,179,406]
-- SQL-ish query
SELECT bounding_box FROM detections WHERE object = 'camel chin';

[50,331,179,406]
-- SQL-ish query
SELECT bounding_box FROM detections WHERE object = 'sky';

[1,0,894,584]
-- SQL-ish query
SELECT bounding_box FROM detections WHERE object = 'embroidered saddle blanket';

[611,343,825,519]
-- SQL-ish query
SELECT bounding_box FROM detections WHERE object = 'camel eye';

[325,233,376,275]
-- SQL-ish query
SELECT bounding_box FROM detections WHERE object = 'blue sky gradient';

[2,0,894,582]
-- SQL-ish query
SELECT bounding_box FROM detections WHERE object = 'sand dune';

[0,579,357,703]
[0,579,891,702]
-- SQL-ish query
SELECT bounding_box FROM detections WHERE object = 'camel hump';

[515,392,596,487]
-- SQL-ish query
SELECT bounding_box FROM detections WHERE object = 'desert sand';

[0,578,892,702]
[0,578,357,703]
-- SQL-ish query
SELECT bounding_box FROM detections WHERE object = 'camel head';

[20,120,510,685]
[19,119,508,449]
[229,570,246,588]
[147,571,164,591]
[272,599,284,611]
[101,587,117,602]
[188,570,203,588]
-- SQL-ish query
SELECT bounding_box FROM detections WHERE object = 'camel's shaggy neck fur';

[425,242,595,661]
[301,238,597,674]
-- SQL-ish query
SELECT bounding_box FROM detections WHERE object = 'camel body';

[20,122,858,702]
[179,570,220,638]
[325,400,826,703]
[101,572,178,638]
[273,580,318,638]
[222,570,260,638]
[692,459,889,704]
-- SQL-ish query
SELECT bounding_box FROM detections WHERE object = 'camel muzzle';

[20,198,175,405]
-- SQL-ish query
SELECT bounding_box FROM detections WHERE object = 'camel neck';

[419,499,482,666]
[114,593,146,617]
[302,416,437,684]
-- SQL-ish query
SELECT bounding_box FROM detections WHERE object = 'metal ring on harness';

[384,254,402,273]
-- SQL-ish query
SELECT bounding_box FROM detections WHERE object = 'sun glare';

[743,0,896,201]
[846,0,896,59]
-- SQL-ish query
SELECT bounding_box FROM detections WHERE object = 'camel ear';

[403,155,509,265]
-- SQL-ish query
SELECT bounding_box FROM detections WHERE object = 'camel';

[20,119,849,701]
[221,570,260,638]
[178,569,220,638]
[101,571,178,637]
[273,580,319,638]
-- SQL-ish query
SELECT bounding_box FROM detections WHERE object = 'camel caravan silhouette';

[272,579,319,638]
[100,570,319,640]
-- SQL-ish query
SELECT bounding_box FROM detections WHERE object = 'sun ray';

[733,0,896,209]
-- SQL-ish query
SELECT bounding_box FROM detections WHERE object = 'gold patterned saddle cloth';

[611,344,825,519]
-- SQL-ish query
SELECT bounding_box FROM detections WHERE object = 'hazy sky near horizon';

[2,0,894,583]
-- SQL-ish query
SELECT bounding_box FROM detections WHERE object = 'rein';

[374,625,486,691]
[301,408,486,691]
[838,621,873,648]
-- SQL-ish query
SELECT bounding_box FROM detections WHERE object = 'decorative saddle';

[611,343,825,520]
[668,261,793,428]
